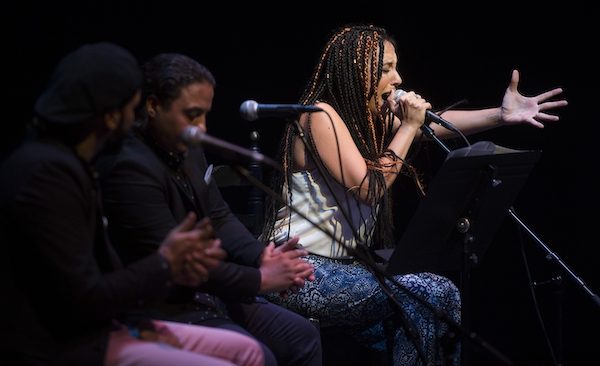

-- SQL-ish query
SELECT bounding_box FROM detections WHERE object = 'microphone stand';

[233,118,514,366]
[421,124,600,308]
[420,123,600,365]
[507,209,600,308]
[422,124,451,153]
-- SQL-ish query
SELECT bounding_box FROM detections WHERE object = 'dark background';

[4,2,598,365]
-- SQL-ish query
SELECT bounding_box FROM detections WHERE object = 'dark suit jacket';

[97,131,264,323]
[0,138,172,365]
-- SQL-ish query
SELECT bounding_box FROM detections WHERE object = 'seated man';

[97,52,322,366]
[0,42,263,366]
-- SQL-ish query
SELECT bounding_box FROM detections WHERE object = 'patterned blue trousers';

[266,254,461,365]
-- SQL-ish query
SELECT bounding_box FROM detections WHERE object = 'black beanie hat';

[34,42,142,125]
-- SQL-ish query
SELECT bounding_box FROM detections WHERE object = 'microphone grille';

[393,88,407,102]
[181,126,202,144]
[240,100,259,121]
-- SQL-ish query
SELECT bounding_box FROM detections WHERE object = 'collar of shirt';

[135,126,187,171]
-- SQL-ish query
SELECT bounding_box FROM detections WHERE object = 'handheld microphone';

[181,126,281,170]
[240,100,322,121]
[393,89,457,131]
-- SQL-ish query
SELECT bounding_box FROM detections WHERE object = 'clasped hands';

[259,236,315,298]
[159,213,226,287]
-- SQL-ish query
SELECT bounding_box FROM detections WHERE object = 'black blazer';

[97,132,264,322]
[0,138,172,365]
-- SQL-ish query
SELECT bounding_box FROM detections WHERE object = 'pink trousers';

[104,320,264,366]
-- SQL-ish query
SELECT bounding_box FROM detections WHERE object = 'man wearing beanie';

[0,42,264,366]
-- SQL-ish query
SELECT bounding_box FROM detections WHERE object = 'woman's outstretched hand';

[501,69,568,128]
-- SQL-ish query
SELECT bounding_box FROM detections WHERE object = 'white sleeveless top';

[271,169,377,258]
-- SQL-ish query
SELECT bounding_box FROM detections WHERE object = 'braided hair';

[263,25,404,248]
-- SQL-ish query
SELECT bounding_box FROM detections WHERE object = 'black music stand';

[386,141,540,276]
[384,141,540,365]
